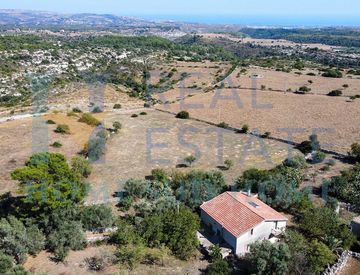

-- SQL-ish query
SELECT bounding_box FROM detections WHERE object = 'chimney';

[247,189,251,197]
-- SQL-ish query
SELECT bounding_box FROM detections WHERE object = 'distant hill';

[0,9,154,28]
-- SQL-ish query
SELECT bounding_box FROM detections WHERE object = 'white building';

[200,192,287,255]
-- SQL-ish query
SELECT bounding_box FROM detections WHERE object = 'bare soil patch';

[339,257,360,275]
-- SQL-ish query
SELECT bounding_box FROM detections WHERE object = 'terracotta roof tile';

[200,192,288,237]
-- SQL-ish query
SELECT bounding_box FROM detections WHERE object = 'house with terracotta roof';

[200,191,288,255]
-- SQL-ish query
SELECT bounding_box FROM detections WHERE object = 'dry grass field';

[225,67,360,96]
[0,106,290,202]
[86,109,289,204]
[157,88,360,154]
[201,33,339,51]
[0,84,144,117]
[0,112,105,194]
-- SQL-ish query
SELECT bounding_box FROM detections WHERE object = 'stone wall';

[323,251,360,275]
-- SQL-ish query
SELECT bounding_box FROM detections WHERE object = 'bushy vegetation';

[184,154,196,167]
[2,152,119,263]
[113,121,122,133]
[111,206,199,265]
[235,160,309,213]
[325,163,360,205]
[296,134,321,155]
[175,111,190,119]
[51,141,62,148]
[172,170,226,210]
[350,143,360,161]
[327,89,343,96]
[46,119,56,125]
[54,124,70,134]
[11,153,88,212]
[247,241,290,275]
[299,86,312,93]
[78,113,101,127]
[218,122,230,129]
[322,69,343,78]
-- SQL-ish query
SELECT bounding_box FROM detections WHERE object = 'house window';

[275,221,278,229]
[251,229,254,235]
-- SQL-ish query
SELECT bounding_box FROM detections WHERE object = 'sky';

[1,0,360,26]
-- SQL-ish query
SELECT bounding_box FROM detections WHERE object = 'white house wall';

[235,220,286,255]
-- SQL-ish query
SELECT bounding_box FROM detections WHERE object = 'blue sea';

[132,14,360,27]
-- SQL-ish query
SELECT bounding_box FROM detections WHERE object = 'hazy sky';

[1,0,360,17]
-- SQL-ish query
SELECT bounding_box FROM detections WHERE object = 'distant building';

[200,192,288,255]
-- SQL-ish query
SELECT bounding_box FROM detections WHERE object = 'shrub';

[327,90,342,96]
[207,259,231,275]
[296,134,320,154]
[87,137,106,161]
[322,69,342,78]
[350,143,360,161]
[299,86,311,93]
[247,241,290,275]
[209,245,222,262]
[308,240,336,274]
[175,111,190,119]
[184,155,196,167]
[261,131,271,138]
[343,84,349,88]
[0,253,13,273]
[80,205,115,231]
[151,168,169,183]
[140,112,147,116]
[54,124,70,134]
[237,124,249,134]
[51,141,62,148]
[131,114,138,118]
[283,155,307,169]
[173,170,226,209]
[119,196,134,211]
[96,129,109,140]
[79,113,101,127]
[124,179,148,199]
[47,221,87,261]
[113,104,122,109]
[67,111,78,117]
[224,159,234,170]
[72,107,82,113]
[327,163,360,205]
[71,156,92,178]
[312,151,326,164]
[218,122,229,129]
[113,121,122,132]
[46,119,56,124]
[85,256,106,271]
[92,106,103,113]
